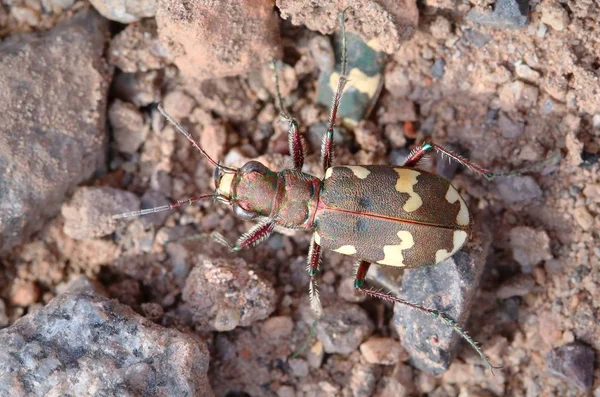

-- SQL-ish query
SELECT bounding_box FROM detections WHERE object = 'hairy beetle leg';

[232,221,275,251]
[306,238,323,316]
[271,61,304,171]
[321,9,349,173]
[353,261,500,373]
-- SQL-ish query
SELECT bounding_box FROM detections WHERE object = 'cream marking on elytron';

[324,168,334,179]
[217,173,234,197]
[393,169,423,212]
[435,230,468,263]
[376,230,415,266]
[342,165,371,179]
[444,185,470,226]
[313,231,321,245]
[333,245,357,255]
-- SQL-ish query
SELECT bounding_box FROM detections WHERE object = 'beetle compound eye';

[240,161,269,175]
[233,203,258,220]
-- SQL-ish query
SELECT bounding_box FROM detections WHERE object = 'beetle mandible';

[112,11,527,371]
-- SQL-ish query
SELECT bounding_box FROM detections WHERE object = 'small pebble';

[359,337,408,365]
[288,358,309,377]
[0,299,9,328]
[540,0,570,31]
[573,207,594,231]
[262,316,294,339]
[509,226,552,270]
[496,274,535,299]
[307,341,324,368]
[496,176,543,204]
[546,342,595,391]
[316,303,374,355]
[109,99,148,154]
[308,35,335,72]
[10,280,41,307]
[431,59,446,78]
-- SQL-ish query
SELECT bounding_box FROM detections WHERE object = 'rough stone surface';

[392,220,492,374]
[496,176,543,203]
[276,0,419,54]
[108,18,168,73]
[61,187,140,240]
[89,0,156,23]
[509,226,552,271]
[315,302,374,355]
[0,10,110,254]
[0,293,213,396]
[496,274,535,299]
[182,256,276,332]
[467,0,529,29]
[546,342,595,391]
[109,99,149,154]
[156,0,282,81]
[360,337,409,365]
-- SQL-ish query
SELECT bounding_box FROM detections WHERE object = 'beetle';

[112,11,520,372]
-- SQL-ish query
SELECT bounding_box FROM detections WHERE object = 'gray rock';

[498,112,525,138]
[182,256,276,332]
[392,220,491,374]
[315,302,374,355]
[109,99,148,154]
[496,175,543,203]
[467,0,529,29]
[496,274,535,299]
[89,0,156,23]
[546,342,595,391]
[432,58,446,78]
[0,10,110,254]
[0,293,213,396]
[463,28,493,48]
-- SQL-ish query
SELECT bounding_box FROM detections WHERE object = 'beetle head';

[215,160,278,220]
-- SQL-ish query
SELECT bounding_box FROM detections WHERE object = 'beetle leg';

[306,237,323,316]
[271,61,304,170]
[353,260,500,373]
[231,221,275,251]
[321,10,350,172]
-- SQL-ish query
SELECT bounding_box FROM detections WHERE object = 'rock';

[384,124,408,150]
[359,337,408,365]
[350,361,380,397]
[182,256,276,332]
[540,0,570,31]
[56,275,108,297]
[109,99,149,154]
[141,302,164,321]
[156,0,281,82]
[496,176,543,204]
[498,81,539,112]
[200,122,228,162]
[515,63,541,83]
[431,59,446,79]
[307,341,325,368]
[0,299,8,328]
[430,16,452,40]
[113,71,162,107]
[463,28,492,48]
[277,0,418,54]
[392,219,491,374]
[546,342,595,391]
[185,77,257,122]
[0,10,110,254]
[498,112,524,139]
[288,358,309,377]
[509,226,552,270]
[308,35,335,72]
[496,274,535,299]
[338,277,368,303]
[89,0,156,23]
[61,187,140,240]
[378,363,415,396]
[108,18,168,72]
[9,280,40,307]
[261,316,294,339]
[161,90,196,120]
[0,293,213,396]
[573,207,595,231]
[467,0,529,29]
[315,302,374,355]
[583,184,600,202]
[139,190,170,226]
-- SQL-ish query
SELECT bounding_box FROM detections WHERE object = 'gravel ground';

[0,0,599,396]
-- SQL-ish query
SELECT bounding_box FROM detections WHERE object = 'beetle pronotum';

[113,11,557,372]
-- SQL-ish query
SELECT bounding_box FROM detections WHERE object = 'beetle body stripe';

[314,165,471,267]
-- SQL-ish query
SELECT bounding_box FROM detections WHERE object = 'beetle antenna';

[112,194,219,219]
[157,104,236,174]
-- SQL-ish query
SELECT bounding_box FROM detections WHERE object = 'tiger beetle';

[113,11,555,373]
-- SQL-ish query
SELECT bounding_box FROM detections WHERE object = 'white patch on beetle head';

[393,169,423,212]
[435,230,468,264]
[217,173,234,198]
[376,230,415,267]
[332,245,357,255]
[445,185,470,226]
[313,231,321,245]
